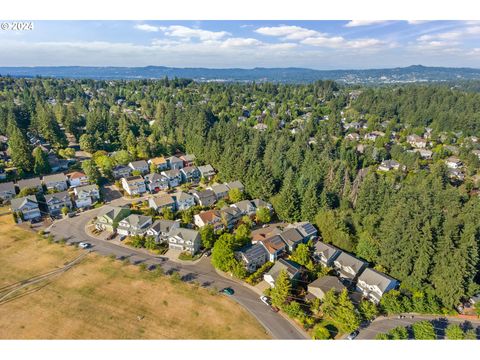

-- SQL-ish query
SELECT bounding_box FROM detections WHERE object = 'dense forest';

[0,76,479,309]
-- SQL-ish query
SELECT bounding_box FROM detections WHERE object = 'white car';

[79,242,91,249]
[260,296,271,306]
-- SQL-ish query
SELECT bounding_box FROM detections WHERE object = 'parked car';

[270,306,280,313]
[203,249,212,257]
[260,295,271,306]
[220,287,234,296]
[347,330,359,340]
[79,242,91,249]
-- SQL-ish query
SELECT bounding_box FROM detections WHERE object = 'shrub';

[138,263,148,272]
[312,325,331,340]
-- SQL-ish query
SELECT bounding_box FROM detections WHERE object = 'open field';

[0,214,269,339]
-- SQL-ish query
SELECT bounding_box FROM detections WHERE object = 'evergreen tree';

[8,125,33,174]
[270,269,292,308]
[32,146,51,175]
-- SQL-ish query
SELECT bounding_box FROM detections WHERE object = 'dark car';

[220,287,234,296]
[347,330,359,340]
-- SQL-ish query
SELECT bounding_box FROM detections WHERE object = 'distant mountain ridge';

[1,64,480,84]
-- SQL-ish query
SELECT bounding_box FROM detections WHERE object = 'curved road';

[48,198,308,340]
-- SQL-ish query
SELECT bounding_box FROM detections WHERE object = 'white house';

[11,195,41,221]
[128,160,149,174]
[45,191,73,215]
[356,268,399,303]
[117,214,153,237]
[74,184,100,209]
[121,176,146,196]
[43,173,68,192]
[145,219,180,243]
[167,228,201,254]
[172,191,196,211]
[0,182,16,202]
[67,171,89,188]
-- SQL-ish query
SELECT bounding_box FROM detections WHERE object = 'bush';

[138,263,148,272]
[245,262,274,285]
[412,321,436,340]
[312,325,331,340]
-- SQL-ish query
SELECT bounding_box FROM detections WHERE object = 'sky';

[0,20,479,69]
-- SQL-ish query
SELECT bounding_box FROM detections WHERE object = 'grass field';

[0,214,269,339]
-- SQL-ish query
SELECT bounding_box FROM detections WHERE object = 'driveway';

[47,199,308,340]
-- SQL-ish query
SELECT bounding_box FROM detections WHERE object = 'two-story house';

[167,156,184,170]
[180,166,200,183]
[11,195,41,222]
[148,193,176,213]
[112,165,132,179]
[191,189,216,207]
[121,176,146,196]
[74,184,100,209]
[148,156,168,171]
[145,219,180,243]
[161,169,182,188]
[43,173,68,192]
[44,191,73,215]
[279,227,304,252]
[289,222,318,242]
[167,228,201,254]
[231,200,257,217]
[117,214,153,237]
[219,206,242,230]
[95,206,131,233]
[194,210,224,231]
[179,154,196,167]
[263,258,301,288]
[172,191,196,211]
[307,276,346,300]
[333,252,368,283]
[259,235,288,262]
[225,180,245,193]
[208,183,229,200]
[356,268,399,303]
[0,182,16,202]
[313,241,342,267]
[144,173,169,193]
[236,243,269,273]
[17,177,43,194]
[128,160,149,175]
[197,164,216,181]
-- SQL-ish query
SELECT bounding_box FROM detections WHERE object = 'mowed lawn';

[0,214,269,339]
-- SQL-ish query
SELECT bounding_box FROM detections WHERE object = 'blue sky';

[0,20,479,68]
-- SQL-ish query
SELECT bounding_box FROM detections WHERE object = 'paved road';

[48,199,308,340]
[357,314,480,339]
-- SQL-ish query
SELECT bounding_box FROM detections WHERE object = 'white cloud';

[255,25,321,40]
[301,36,344,47]
[406,20,430,25]
[134,24,160,32]
[417,25,480,43]
[159,25,230,41]
[301,35,386,49]
[344,20,388,27]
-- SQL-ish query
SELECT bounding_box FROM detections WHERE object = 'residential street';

[47,198,308,340]
[356,314,480,339]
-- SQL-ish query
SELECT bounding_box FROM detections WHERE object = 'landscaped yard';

[0,214,269,339]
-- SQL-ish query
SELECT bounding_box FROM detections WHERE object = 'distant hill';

[1,65,480,84]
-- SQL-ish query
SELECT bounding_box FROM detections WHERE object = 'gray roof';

[209,183,229,194]
[194,189,215,200]
[240,243,268,262]
[17,177,42,189]
[357,268,398,293]
[113,165,131,172]
[123,175,144,184]
[168,227,199,242]
[162,169,180,178]
[335,252,368,273]
[279,228,304,246]
[150,194,175,207]
[0,181,15,192]
[251,199,272,209]
[173,191,194,202]
[181,154,196,162]
[149,219,178,234]
[225,180,244,191]
[144,172,167,182]
[42,173,67,183]
[11,195,38,211]
[198,164,215,174]
[314,241,341,261]
[75,184,98,193]
[181,165,199,175]
[129,160,148,169]
[265,258,301,281]
[119,214,152,227]
[308,275,346,294]
[233,200,255,213]
[97,205,130,221]
[168,156,183,164]
[45,191,71,203]
[293,222,317,238]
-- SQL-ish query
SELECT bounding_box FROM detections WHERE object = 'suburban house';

[11,195,41,221]
[112,165,132,179]
[412,148,433,159]
[128,160,149,174]
[145,219,180,243]
[356,268,399,303]
[231,200,257,216]
[117,214,153,237]
[259,235,288,262]
[43,173,68,192]
[198,164,216,181]
[307,276,346,300]
[378,159,405,172]
[144,173,169,193]
[288,222,318,242]
[161,169,182,187]
[225,180,244,193]
[251,199,274,213]
[264,258,301,288]
[333,252,368,282]
[448,168,465,181]
[17,177,43,193]
[48,155,69,172]
[95,206,131,233]
[121,176,147,196]
[67,171,89,188]
[219,206,242,229]
[364,131,385,141]
[148,193,176,212]
[0,181,16,202]
[279,227,305,252]
[167,156,184,170]
[313,241,342,267]
[194,210,224,231]
[172,191,196,211]
[167,228,201,254]
[236,243,269,273]
[208,183,230,200]
[191,189,216,207]
[251,225,282,243]
[44,191,73,215]
[148,156,168,171]
[407,134,427,148]
[73,184,100,209]
[445,156,463,169]
[180,166,200,183]
[346,133,360,141]
[179,154,196,167]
